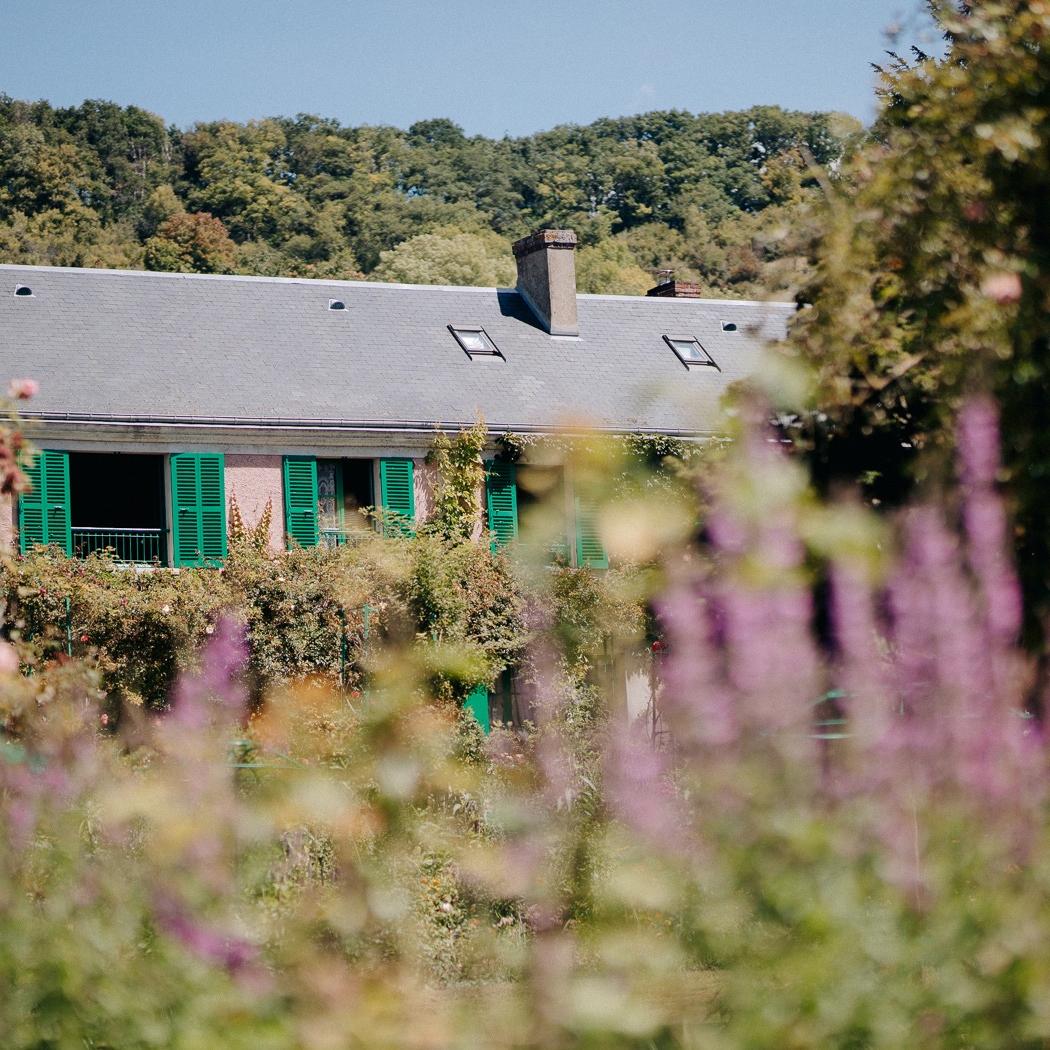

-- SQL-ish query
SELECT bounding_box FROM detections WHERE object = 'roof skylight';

[664,335,720,370]
[449,326,502,359]
[14,285,32,297]
[721,321,738,332]
[328,299,346,311]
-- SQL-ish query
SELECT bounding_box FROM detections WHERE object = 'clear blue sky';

[2,0,934,136]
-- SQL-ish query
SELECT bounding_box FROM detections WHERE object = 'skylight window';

[664,335,720,370]
[721,321,738,332]
[14,285,32,297]
[449,326,502,359]
[328,299,346,311]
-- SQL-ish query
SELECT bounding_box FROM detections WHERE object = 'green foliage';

[2,528,529,709]
[0,94,858,297]
[425,417,488,541]
[785,1,1050,634]
[373,228,515,287]
[6,549,226,708]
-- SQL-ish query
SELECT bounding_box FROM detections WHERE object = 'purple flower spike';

[604,720,685,854]
[171,616,249,727]
[957,396,1001,490]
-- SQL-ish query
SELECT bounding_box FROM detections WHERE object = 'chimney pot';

[512,228,579,336]
[646,279,702,299]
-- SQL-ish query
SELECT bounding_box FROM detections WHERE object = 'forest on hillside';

[0,96,860,297]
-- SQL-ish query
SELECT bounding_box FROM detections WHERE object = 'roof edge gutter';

[19,412,712,440]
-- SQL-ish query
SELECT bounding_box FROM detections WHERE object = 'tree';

[786,1,1050,637]
[372,229,514,287]
[575,239,652,295]
[143,211,235,273]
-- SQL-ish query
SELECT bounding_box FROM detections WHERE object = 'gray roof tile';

[0,264,793,435]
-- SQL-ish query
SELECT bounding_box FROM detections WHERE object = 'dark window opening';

[14,285,32,297]
[318,458,374,538]
[329,299,346,311]
[341,458,374,527]
[517,464,569,564]
[721,321,738,332]
[68,453,166,563]
[490,668,531,728]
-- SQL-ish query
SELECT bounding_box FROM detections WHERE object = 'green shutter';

[574,495,608,569]
[378,458,415,537]
[464,683,491,734]
[170,453,227,567]
[485,461,518,552]
[283,456,319,548]
[18,449,71,555]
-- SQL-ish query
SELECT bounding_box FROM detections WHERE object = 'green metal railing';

[320,528,370,549]
[71,527,166,565]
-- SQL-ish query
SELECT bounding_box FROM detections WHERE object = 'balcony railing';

[320,528,369,549]
[71,527,166,565]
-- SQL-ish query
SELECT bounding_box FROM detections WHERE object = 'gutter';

[19,412,714,440]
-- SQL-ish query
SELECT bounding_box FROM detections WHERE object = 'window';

[721,320,738,332]
[328,299,346,311]
[663,335,720,370]
[449,325,502,359]
[14,285,32,297]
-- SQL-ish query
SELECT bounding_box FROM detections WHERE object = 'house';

[0,228,792,572]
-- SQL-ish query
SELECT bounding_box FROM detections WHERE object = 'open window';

[69,452,168,564]
[317,458,375,546]
[516,463,570,565]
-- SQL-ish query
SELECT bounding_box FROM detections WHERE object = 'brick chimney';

[512,229,579,336]
[646,278,702,298]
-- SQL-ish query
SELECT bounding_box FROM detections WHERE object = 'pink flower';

[981,271,1022,305]
[0,640,19,675]
[7,378,38,400]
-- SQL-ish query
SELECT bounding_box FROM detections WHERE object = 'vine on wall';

[425,416,488,541]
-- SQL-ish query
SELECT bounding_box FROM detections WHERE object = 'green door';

[485,461,518,551]
[170,453,227,567]
[378,458,415,537]
[283,456,320,548]
[19,449,71,555]
[464,683,491,733]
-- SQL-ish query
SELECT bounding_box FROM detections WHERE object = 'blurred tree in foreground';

[788,0,1050,636]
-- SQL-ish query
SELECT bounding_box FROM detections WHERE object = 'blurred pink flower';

[981,271,1022,304]
[7,378,38,400]
[0,640,19,675]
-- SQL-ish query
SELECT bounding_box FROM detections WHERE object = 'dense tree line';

[0,96,859,296]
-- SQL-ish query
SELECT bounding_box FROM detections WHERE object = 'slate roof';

[0,264,794,436]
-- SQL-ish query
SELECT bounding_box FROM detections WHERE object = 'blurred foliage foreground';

[2,395,1050,1049]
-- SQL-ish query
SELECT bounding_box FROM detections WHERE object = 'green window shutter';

[464,683,491,734]
[378,458,415,537]
[198,454,226,565]
[574,495,608,569]
[170,453,227,567]
[283,456,319,549]
[485,461,518,552]
[19,450,70,555]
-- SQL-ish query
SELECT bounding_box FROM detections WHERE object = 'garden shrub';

[1,530,532,711]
